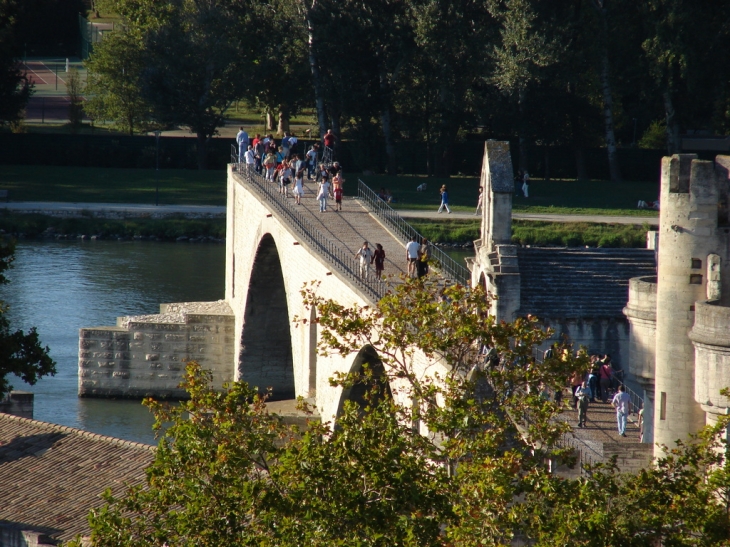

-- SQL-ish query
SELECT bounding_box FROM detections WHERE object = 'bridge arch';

[335,344,393,418]
[239,233,295,400]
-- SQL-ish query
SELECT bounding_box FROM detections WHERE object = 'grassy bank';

[409,218,653,248]
[0,212,225,241]
[359,174,659,217]
[0,165,226,205]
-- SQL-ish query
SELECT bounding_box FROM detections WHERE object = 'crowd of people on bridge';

[236,127,345,211]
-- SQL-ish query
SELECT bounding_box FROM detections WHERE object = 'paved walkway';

[397,209,659,225]
[0,202,657,225]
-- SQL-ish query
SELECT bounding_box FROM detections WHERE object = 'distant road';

[397,209,659,225]
[0,202,658,225]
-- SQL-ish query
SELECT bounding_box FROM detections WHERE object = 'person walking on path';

[599,358,612,403]
[417,238,432,278]
[475,186,483,216]
[371,243,386,278]
[611,385,631,436]
[575,380,592,428]
[293,167,304,205]
[406,236,420,278]
[522,172,529,198]
[316,178,330,212]
[236,126,249,162]
[438,185,451,214]
[355,241,373,280]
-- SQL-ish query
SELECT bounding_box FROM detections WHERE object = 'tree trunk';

[331,113,341,156]
[196,132,208,170]
[266,112,276,131]
[592,0,621,182]
[574,146,587,180]
[518,88,528,173]
[379,69,396,176]
[278,108,290,135]
[599,52,621,182]
[663,90,681,154]
[305,1,327,141]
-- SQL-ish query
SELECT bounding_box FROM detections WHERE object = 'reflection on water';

[2,240,225,445]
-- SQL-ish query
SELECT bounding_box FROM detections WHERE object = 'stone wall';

[623,276,657,393]
[78,301,235,398]
[0,391,34,419]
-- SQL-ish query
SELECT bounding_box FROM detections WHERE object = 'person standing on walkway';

[406,236,420,278]
[599,358,612,403]
[317,178,330,212]
[292,167,304,205]
[611,385,631,437]
[475,186,483,216]
[355,241,373,280]
[522,172,529,198]
[438,185,451,214]
[236,126,249,162]
[575,380,592,428]
[372,243,385,278]
[417,238,432,278]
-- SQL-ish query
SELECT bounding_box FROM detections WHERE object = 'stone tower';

[630,153,730,456]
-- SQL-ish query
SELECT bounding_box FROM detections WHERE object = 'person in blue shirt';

[438,185,451,214]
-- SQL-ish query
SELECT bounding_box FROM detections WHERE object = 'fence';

[232,166,389,303]
[356,180,470,286]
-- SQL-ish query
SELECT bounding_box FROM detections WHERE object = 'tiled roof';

[0,413,154,543]
[517,247,656,319]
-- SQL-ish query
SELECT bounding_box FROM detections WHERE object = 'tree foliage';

[0,239,56,397]
[73,278,730,546]
[0,0,32,126]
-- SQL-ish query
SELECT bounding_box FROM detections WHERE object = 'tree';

[76,279,730,546]
[84,33,153,135]
[67,68,84,133]
[0,240,56,397]
[0,0,32,126]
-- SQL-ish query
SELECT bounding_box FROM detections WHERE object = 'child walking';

[293,168,304,205]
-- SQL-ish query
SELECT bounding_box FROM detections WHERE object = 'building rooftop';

[517,247,656,319]
[0,413,154,543]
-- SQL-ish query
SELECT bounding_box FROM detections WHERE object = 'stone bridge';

[78,162,466,421]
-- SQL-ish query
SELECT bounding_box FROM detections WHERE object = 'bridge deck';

[235,170,409,283]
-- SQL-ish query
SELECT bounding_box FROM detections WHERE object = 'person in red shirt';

[323,129,335,149]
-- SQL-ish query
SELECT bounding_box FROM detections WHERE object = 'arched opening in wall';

[307,305,317,397]
[335,345,393,420]
[239,234,295,400]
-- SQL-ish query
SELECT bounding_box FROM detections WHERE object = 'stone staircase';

[516,247,656,319]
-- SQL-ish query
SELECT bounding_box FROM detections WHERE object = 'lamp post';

[154,130,161,206]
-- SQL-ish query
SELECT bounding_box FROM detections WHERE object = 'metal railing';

[356,179,470,286]
[233,167,389,303]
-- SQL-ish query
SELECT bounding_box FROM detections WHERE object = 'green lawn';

[0,165,226,205]
[359,174,659,217]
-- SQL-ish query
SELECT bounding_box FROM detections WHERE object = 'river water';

[3,240,225,445]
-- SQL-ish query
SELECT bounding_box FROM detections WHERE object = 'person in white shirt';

[354,241,373,279]
[236,127,249,162]
[243,145,255,172]
[611,385,631,437]
[405,236,420,278]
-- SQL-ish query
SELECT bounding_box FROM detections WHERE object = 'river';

[3,240,225,445]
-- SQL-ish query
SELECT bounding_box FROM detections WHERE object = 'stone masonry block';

[79,360,94,368]
[146,353,160,361]
[98,361,116,368]
[150,343,163,351]
[189,335,207,342]
[93,352,114,359]
[79,340,96,349]
[114,352,130,360]
[79,351,92,359]
[165,334,187,342]
[113,371,130,379]
[148,363,163,369]
[134,332,145,340]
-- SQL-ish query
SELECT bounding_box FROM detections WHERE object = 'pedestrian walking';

[406,236,420,278]
[575,380,592,428]
[417,238,432,278]
[611,385,631,437]
[293,168,304,205]
[438,185,451,214]
[371,243,385,278]
[317,178,330,212]
[355,241,373,280]
[599,358,612,403]
[475,186,483,215]
[522,172,529,198]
